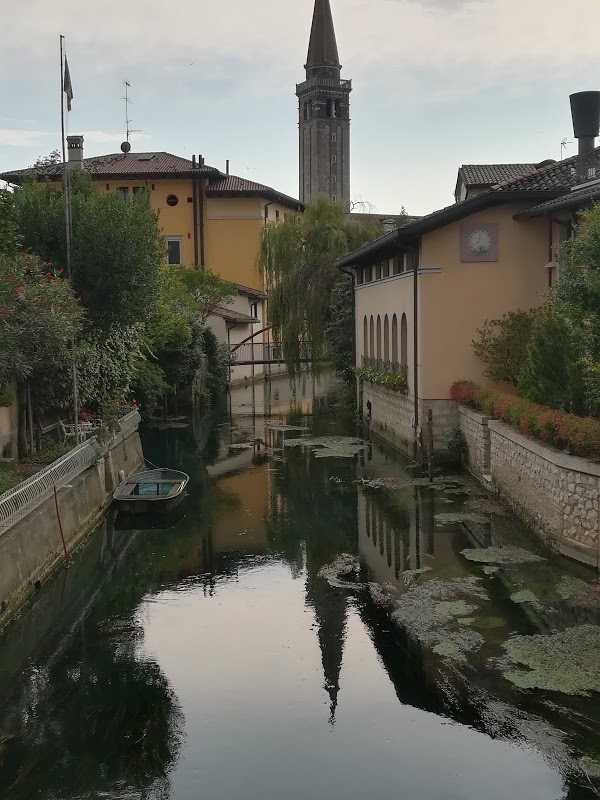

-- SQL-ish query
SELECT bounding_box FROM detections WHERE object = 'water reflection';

[0,403,598,799]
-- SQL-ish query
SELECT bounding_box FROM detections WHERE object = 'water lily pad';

[318,554,362,589]
[435,512,489,526]
[461,547,545,564]
[501,625,600,695]
[580,756,600,778]
[510,590,542,611]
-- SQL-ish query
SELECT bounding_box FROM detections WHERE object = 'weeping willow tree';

[258,196,386,379]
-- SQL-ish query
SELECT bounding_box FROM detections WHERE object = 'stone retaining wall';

[360,381,458,455]
[0,429,143,626]
[458,405,600,570]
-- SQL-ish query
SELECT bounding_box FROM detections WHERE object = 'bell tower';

[296,0,352,211]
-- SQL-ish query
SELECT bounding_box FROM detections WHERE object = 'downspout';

[199,173,206,268]
[411,245,419,434]
[192,157,199,266]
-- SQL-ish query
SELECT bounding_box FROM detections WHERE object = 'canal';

[0,378,599,799]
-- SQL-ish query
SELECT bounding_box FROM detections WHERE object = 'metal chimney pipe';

[226,159,230,175]
[570,91,600,156]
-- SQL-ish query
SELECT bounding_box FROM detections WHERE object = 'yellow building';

[337,131,600,454]
[1,136,303,383]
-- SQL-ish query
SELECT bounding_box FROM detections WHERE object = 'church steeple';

[306,0,340,73]
[297,0,352,210]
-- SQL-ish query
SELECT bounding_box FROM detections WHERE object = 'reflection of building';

[211,465,270,554]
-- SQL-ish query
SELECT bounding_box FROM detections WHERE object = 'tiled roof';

[350,212,422,226]
[234,283,267,300]
[212,306,258,324]
[0,152,218,182]
[206,174,304,210]
[460,163,537,186]
[516,180,600,217]
[492,148,600,191]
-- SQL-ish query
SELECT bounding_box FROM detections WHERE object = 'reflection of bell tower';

[305,572,347,725]
[297,0,352,210]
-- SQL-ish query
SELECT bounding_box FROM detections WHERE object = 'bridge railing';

[230,342,312,364]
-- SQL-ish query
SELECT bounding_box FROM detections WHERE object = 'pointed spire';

[305,0,340,70]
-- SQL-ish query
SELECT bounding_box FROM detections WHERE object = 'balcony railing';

[361,356,408,380]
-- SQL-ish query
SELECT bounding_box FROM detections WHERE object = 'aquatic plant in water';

[557,576,600,609]
[466,498,508,516]
[461,547,545,564]
[318,554,362,589]
[383,577,489,662]
[284,436,364,458]
[501,625,600,695]
[435,512,490,526]
[482,566,499,576]
[510,590,542,611]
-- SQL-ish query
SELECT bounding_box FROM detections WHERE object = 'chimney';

[570,91,600,181]
[66,135,84,170]
[226,159,230,175]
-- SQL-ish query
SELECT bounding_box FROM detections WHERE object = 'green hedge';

[451,381,600,459]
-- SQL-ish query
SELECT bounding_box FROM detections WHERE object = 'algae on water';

[510,590,542,611]
[435,512,489,526]
[461,546,545,564]
[500,625,600,695]
[285,436,364,458]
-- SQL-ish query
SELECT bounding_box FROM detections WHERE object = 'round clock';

[469,229,492,254]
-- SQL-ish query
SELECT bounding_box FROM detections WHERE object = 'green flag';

[63,57,73,111]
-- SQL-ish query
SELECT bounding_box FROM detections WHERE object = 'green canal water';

[0,387,599,799]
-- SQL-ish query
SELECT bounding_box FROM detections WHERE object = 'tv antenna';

[561,137,573,159]
[122,81,141,144]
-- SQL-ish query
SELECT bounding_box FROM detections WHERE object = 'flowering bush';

[450,381,600,459]
[355,366,408,393]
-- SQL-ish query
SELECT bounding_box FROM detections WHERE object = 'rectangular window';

[382,260,390,278]
[375,263,382,280]
[365,266,373,282]
[332,175,337,184]
[133,186,145,197]
[332,155,337,163]
[331,134,337,142]
[264,206,269,220]
[332,195,337,203]
[356,268,363,286]
[116,187,129,198]
[276,209,280,220]
[250,302,258,318]
[165,237,182,265]
[392,256,400,275]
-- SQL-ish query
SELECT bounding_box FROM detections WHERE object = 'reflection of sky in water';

[140,564,564,800]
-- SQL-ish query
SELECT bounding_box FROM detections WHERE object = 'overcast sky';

[1,0,600,215]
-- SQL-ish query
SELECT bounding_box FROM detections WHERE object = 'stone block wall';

[458,404,600,570]
[458,405,490,476]
[360,382,459,455]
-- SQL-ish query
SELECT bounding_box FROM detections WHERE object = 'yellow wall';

[419,203,549,398]
[86,178,296,292]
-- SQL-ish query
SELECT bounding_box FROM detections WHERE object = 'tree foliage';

[325,274,354,382]
[13,174,164,329]
[473,309,536,387]
[517,300,584,412]
[258,196,383,379]
[174,266,236,325]
[0,251,81,389]
[0,188,19,256]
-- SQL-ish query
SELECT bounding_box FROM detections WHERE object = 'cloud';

[0,130,51,147]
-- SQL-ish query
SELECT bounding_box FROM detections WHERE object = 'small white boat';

[113,469,189,514]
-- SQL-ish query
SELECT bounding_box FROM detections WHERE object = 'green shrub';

[0,385,15,407]
[355,366,408,393]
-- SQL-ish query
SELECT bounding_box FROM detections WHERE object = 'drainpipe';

[192,157,199,266]
[199,171,205,268]
[410,245,419,434]
[547,215,553,288]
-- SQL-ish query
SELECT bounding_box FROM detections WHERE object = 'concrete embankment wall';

[459,405,600,570]
[0,430,143,626]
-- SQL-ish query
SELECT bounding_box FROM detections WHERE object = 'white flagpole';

[60,35,80,442]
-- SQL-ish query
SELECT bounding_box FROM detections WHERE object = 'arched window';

[334,100,341,118]
[383,315,389,362]
[363,316,368,360]
[303,102,308,120]
[376,316,382,360]
[369,316,375,359]
[401,313,408,366]
[391,314,398,364]
[326,99,333,117]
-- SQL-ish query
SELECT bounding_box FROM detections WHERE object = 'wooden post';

[26,382,34,454]
[427,408,434,483]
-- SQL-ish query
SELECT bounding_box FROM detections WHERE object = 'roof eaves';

[336,190,563,269]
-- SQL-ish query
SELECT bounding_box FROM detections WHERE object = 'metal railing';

[361,357,408,379]
[230,343,312,365]
[0,410,140,535]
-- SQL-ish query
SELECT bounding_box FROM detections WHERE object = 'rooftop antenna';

[121,81,141,151]
[561,137,573,160]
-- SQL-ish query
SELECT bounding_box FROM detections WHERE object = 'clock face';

[469,229,492,254]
